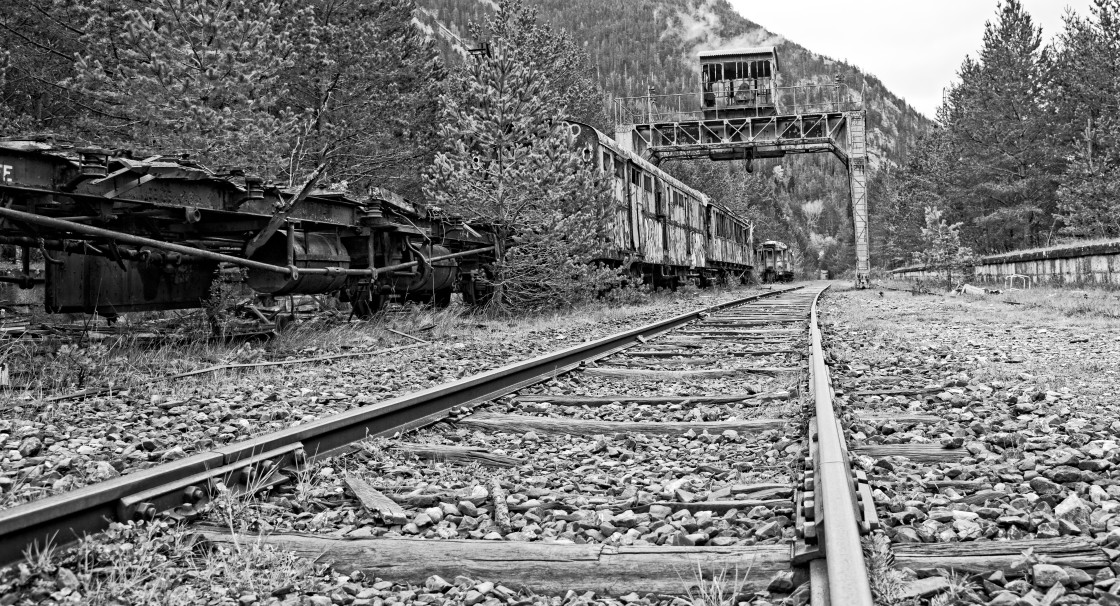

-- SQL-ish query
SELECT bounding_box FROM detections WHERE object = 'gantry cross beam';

[613,90,870,287]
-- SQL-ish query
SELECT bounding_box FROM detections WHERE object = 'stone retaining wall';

[890,239,1120,287]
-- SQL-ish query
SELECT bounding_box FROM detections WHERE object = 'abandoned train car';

[756,240,796,283]
[570,122,755,288]
[0,122,757,317]
[0,139,497,317]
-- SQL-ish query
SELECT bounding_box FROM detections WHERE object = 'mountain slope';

[420,0,928,167]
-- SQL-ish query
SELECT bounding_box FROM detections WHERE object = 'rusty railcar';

[757,240,795,283]
[569,122,755,287]
[0,140,495,317]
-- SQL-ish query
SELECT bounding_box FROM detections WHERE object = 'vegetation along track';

[0,284,885,604]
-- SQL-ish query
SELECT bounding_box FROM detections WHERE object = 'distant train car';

[757,240,795,283]
[700,47,779,119]
[568,121,754,287]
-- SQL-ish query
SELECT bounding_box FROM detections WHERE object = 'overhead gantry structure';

[612,47,870,287]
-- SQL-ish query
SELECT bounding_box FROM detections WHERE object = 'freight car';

[0,125,756,317]
[0,139,496,318]
[756,240,795,283]
[569,122,754,288]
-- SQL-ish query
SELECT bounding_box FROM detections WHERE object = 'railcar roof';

[569,120,753,231]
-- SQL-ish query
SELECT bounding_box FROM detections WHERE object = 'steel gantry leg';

[846,111,870,288]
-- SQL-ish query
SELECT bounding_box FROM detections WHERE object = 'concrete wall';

[889,239,1120,287]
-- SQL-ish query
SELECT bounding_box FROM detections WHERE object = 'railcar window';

[602,152,611,172]
[630,165,641,185]
[614,158,623,178]
[643,175,652,193]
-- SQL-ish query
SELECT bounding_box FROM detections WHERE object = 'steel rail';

[809,288,875,606]
[0,286,802,565]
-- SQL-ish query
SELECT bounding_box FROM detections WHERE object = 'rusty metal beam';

[0,206,494,279]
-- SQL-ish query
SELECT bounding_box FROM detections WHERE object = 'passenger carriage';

[568,121,755,287]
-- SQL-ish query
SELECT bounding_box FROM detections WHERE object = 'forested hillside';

[418,0,931,275]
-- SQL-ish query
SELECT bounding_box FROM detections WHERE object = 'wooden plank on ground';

[625,350,799,358]
[344,474,407,518]
[582,367,798,380]
[514,392,790,406]
[853,444,967,463]
[858,413,943,424]
[893,537,1109,575]
[700,321,803,327]
[393,443,524,468]
[642,500,793,513]
[196,530,795,595]
[459,412,786,436]
[851,387,943,397]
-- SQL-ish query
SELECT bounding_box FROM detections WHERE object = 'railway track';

[0,284,881,604]
[824,291,1119,605]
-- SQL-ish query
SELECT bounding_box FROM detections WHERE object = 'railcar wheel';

[433,287,452,308]
[352,294,387,319]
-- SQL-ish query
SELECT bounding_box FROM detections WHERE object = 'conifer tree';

[284,0,444,195]
[1052,0,1120,237]
[469,0,609,131]
[65,0,312,176]
[942,0,1061,251]
[915,206,977,290]
[426,46,615,313]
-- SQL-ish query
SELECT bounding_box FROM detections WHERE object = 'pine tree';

[915,206,977,290]
[468,0,609,131]
[426,46,615,313]
[1052,0,1120,237]
[0,0,88,135]
[942,0,1062,251]
[283,0,445,194]
[65,0,313,176]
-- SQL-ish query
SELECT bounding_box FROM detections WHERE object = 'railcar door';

[666,189,690,267]
[692,201,709,268]
[627,163,643,253]
[611,155,630,256]
[641,174,662,262]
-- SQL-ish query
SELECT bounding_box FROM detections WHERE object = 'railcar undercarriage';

[0,140,496,317]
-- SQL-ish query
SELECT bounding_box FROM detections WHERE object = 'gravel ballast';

[824,287,1120,605]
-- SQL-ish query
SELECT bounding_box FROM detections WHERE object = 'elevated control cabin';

[700,47,779,119]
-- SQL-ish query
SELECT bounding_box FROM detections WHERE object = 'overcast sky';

[727,0,1095,118]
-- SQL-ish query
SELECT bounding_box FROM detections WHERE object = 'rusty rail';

[809,288,875,605]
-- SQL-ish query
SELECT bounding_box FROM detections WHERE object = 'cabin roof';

[699,47,779,71]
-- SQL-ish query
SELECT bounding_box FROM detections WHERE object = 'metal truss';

[619,109,871,286]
